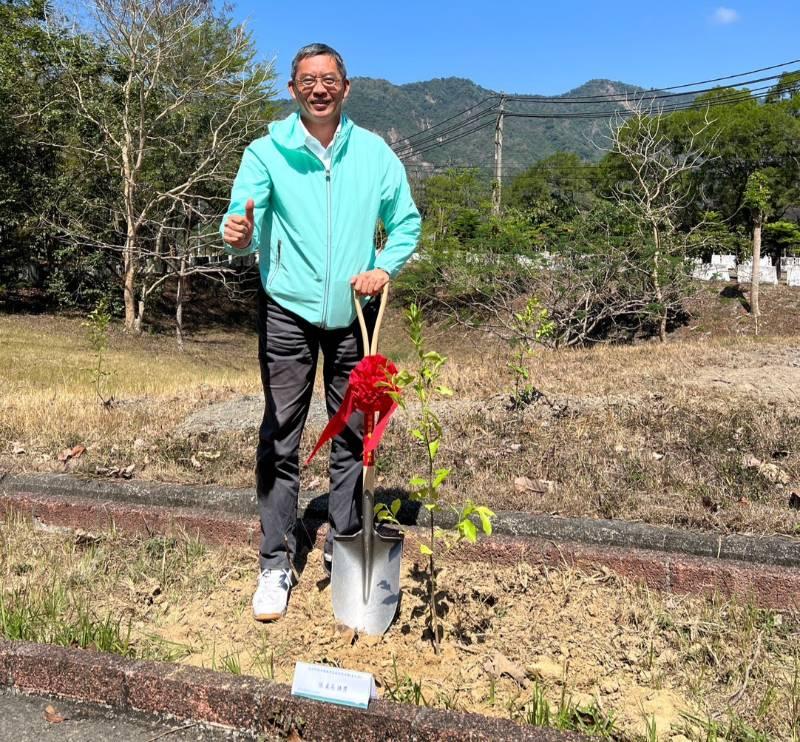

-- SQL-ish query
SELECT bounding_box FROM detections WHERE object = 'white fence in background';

[738,260,778,285]
[786,266,800,287]
[692,262,731,281]
[711,254,737,269]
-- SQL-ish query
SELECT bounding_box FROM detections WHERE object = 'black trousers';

[255,288,375,570]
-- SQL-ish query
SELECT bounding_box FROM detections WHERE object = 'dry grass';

[1,515,798,740]
[0,314,260,483]
[2,298,800,535]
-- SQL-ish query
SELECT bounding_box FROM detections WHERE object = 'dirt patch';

[684,345,800,405]
[677,283,800,339]
[176,395,268,436]
[2,518,798,740]
[156,553,695,737]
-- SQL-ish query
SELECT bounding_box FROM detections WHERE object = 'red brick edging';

[0,640,577,741]
[2,491,799,611]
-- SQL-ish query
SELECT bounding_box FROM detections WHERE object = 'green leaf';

[458,518,478,543]
[374,503,391,522]
[428,438,440,459]
[433,468,450,488]
[435,385,454,397]
[459,502,475,518]
[419,544,433,556]
[395,370,415,386]
[411,429,425,443]
[475,505,495,535]
[409,476,428,489]
[385,391,404,406]
[424,503,438,511]
[390,498,401,516]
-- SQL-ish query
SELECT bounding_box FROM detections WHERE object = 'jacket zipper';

[320,165,333,328]
[267,239,281,288]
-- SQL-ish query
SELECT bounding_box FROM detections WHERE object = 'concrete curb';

[3,471,800,568]
[0,640,580,741]
[1,489,799,611]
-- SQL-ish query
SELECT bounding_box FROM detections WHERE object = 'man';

[221,43,420,621]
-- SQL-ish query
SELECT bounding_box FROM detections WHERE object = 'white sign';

[291,661,377,709]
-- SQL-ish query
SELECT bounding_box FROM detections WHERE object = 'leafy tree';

[765,71,800,105]
[417,168,490,244]
[0,0,66,299]
[763,220,800,259]
[505,152,595,221]
[667,87,800,227]
[474,207,544,255]
[47,0,276,332]
[686,211,750,261]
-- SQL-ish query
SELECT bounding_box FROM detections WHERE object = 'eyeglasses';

[293,75,343,91]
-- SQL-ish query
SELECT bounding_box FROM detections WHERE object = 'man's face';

[289,54,350,126]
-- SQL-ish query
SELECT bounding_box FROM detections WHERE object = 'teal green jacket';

[221,112,421,328]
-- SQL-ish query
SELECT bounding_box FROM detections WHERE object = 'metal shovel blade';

[331,471,403,635]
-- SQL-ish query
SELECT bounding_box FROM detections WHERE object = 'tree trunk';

[122,174,139,331]
[123,238,137,330]
[751,216,762,335]
[652,225,666,342]
[134,297,145,334]
[176,257,186,352]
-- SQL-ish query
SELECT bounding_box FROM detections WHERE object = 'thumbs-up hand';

[223,198,255,249]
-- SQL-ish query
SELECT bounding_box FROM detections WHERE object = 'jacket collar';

[269,111,352,151]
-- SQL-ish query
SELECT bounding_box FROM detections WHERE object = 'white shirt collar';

[299,118,341,169]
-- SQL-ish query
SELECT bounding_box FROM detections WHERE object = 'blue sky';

[229,1,800,95]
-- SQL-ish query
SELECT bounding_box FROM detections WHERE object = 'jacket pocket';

[267,239,282,288]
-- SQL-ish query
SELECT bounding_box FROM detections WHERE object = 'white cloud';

[712,7,740,24]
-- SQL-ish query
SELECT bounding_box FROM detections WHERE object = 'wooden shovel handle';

[353,284,388,468]
[353,284,389,357]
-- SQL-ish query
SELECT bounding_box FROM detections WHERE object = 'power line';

[398,86,778,163]
[509,59,800,102]
[392,107,498,157]
[504,83,780,118]
[504,71,783,105]
[390,59,800,162]
[389,96,499,149]
[400,118,497,159]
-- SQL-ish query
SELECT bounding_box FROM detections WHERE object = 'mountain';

[276,77,692,179]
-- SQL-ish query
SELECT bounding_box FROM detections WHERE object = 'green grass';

[512,682,621,739]
[384,657,428,706]
[0,579,135,656]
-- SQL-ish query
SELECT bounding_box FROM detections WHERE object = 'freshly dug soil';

[3,514,798,739]
[128,546,799,740]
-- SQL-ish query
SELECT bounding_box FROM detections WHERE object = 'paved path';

[0,689,255,741]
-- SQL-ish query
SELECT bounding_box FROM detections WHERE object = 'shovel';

[330,285,404,635]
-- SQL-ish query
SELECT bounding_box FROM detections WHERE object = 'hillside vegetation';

[276,76,678,172]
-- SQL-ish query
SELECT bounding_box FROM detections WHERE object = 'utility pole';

[492,95,506,215]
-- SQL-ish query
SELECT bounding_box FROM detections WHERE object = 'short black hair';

[291,43,347,81]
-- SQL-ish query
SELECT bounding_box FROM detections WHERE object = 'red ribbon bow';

[305,353,400,465]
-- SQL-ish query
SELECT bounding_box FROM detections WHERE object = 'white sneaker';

[252,568,292,622]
